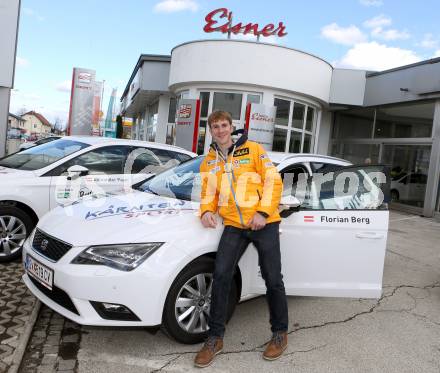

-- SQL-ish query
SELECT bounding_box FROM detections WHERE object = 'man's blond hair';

[207,111,232,127]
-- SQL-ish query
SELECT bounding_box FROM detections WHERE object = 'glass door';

[381,144,431,208]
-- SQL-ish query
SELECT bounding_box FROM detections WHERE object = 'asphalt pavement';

[15,210,440,372]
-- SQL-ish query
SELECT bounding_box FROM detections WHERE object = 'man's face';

[210,119,233,147]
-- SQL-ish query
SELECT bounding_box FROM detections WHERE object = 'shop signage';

[68,67,96,136]
[175,99,201,153]
[204,8,287,38]
[245,103,276,151]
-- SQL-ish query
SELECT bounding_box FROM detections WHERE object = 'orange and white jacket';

[199,131,282,228]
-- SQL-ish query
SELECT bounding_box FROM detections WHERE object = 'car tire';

[0,206,35,262]
[162,257,238,344]
[390,189,399,202]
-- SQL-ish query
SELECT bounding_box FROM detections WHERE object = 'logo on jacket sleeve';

[233,148,249,157]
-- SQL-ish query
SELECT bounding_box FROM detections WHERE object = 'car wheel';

[0,206,35,262]
[162,257,238,344]
[390,189,399,202]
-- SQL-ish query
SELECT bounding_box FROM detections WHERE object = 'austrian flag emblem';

[304,215,314,223]
[178,104,192,118]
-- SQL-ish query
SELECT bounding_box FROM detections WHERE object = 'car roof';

[267,151,351,165]
[59,136,197,156]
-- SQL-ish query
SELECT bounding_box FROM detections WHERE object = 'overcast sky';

[10,0,440,125]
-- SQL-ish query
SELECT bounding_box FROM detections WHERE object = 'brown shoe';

[263,332,287,360]
[194,336,223,368]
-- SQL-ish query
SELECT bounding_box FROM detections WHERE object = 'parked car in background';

[22,153,390,344]
[18,136,62,151]
[0,136,196,262]
[390,172,428,202]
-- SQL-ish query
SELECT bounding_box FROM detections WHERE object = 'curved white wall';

[169,40,333,104]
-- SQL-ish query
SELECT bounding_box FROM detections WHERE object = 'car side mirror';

[67,165,89,180]
[279,195,301,218]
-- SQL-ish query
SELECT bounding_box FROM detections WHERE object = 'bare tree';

[52,117,64,135]
[16,107,27,116]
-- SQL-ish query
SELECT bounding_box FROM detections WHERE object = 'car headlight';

[71,242,164,271]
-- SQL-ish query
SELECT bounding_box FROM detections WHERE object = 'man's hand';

[201,211,217,228]
[248,212,267,231]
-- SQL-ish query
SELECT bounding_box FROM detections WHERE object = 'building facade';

[120,39,440,219]
[0,0,21,157]
[21,111,52,140]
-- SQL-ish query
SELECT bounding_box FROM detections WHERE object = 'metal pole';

[423,99,440,217]
[99,80,105,136]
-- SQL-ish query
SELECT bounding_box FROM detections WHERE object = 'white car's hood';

[0,166,35,177]
[38,191,202,247]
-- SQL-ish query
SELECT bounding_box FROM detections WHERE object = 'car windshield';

[0,139,89,170]
[136,157,204,202]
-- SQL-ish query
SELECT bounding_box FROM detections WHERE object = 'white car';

[22,153,390,344]
[390,172,428,202]
[0,136,196,262]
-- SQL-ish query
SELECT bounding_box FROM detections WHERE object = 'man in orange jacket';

[194,111,288,368]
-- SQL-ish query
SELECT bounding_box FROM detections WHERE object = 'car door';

[249,164,390,299]
[47,145,131,208]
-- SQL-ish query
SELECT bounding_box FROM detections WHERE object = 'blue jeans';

[208,222,288,337]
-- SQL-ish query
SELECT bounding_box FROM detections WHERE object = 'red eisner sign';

[203,8,287,38]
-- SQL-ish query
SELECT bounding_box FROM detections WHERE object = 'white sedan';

[22,153,390,344]
[0,136,195,262]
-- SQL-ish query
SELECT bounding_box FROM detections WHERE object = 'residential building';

[21,111,52,140]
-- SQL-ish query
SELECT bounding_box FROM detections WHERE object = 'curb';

[8,300,41,373]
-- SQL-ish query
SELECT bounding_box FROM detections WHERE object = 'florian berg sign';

[203,8,288,38]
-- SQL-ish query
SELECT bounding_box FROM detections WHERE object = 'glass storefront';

[331,101,435,211]
[196,90,262,154]
[382,145,431,207]
[273,97,316,153]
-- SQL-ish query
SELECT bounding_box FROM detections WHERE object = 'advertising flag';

[67,68,96,136]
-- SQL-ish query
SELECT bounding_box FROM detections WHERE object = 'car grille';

[29,276,79,315]
[32,229,72,262]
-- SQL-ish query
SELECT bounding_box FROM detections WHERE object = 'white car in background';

[390,172,428,202]
[0,136,196,262]
[18,136,62,151]
[22,153,390,344]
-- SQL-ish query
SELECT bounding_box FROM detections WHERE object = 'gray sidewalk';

[15,211,440,372]
[0,260,39,373]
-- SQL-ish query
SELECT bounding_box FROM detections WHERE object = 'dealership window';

[146,102,158,142]
[195,90,262,154]
[333,103,434,140]
[213,92,243,120]
[374,105,433,138]
[273,97,316,153]
[196,92,211,155]
[167,97,177,123]
[330,101,435,211]
[166,97,177,145]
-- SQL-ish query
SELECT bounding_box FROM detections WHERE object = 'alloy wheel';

[0,215,27,257]
[174,273,213,334]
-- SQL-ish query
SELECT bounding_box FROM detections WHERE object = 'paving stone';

[41,354,57,365]
[0,260,39,372]
[18,306,82,373]
[57,358,76,370]
[62,334,79,343]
